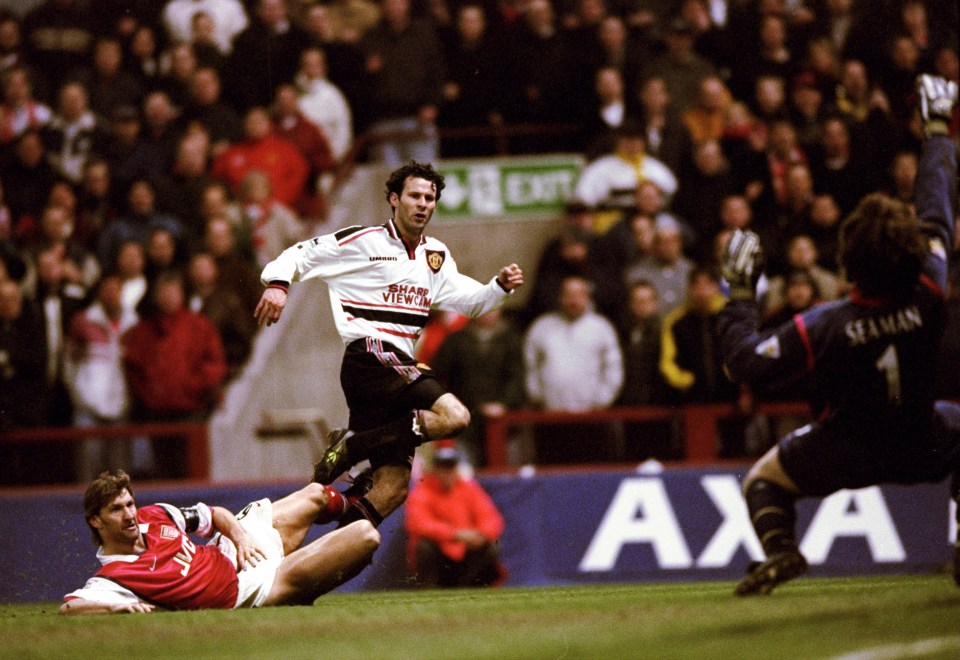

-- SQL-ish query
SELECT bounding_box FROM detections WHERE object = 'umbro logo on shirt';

[369,256,398,261]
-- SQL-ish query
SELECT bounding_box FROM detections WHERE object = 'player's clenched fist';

[497,263,524,291]
[254,287,287,327]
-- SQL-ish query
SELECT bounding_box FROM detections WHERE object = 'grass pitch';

[4,575,959,659]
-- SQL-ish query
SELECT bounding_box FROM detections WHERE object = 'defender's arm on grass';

[59,599,155,615]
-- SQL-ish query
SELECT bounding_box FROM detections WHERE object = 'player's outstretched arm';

[496,263,524,291]
[59,598,155,615]
[914,75,958,287]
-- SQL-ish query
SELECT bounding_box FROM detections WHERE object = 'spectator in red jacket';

[122,269,227,478]
[211,106,310,210]
[404,443,505,588]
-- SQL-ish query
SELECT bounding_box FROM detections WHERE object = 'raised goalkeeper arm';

[914,74,958,293]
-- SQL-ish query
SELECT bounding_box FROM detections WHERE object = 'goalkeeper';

[718,75,960,596]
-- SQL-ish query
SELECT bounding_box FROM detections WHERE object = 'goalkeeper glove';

[722,229,764,301]
[916,74,957,138]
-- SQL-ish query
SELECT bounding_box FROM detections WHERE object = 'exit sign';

[436,155,584,218]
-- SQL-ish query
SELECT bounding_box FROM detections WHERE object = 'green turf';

[4,576,960,659]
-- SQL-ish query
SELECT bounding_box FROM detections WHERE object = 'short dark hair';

[384,161,445,204]
[84,470,133,546]
[839,192,925,299]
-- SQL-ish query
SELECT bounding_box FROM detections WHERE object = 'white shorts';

[212,498,284,608]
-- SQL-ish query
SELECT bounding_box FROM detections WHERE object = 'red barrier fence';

[484,401,812,469]
[0,423,210,479]
[0,402,813,481]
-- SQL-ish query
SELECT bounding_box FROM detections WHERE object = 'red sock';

[314,485,348,525]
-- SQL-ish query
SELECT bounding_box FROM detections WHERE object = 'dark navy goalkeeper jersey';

[720,136,957,445]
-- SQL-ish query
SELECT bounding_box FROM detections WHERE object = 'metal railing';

[483,401,812,469]
[0,422,209,480]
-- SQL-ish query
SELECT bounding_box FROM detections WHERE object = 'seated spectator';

[617,280,675,460]
[808,114,880,215]
[633,74,692,183]
[762,268,822,328]
[0,12,28,85]
[4,130,59,240]
[29,244,87,427]
[880,34,922,121]
[153,131,218,240]
[271,83,334,220]
[404,443,506,588]
[64,273,138,481]
[886,150,918,204]
[803,193,843,272]
[144,225,189,283]
[0,278,64,483]
[593,209,655,312]
[202,214,263,312]
[97,178,184,272]
[68,158,115,252]
[162,0,249,57]
[659,265,731,405]
[226,0,311,112]
[187,250,256,380]
[234,170,306,269]
[294,46,353,165]
[157,41,199,111]
[43,81,110,185]
[757,268,819,445]
[123,23,163,92]
[683,75,731,145]
[438,2,504,158]
[573,119,678,210]
[523,275,623,463]
[26,203,99,291]
[123,269,227,478]
[752,74,788,124]
[187,11,229,73]
[622,214,693,317]
[355,0,445,164]
[673,139,737,256]
[582,66,629,160]
[430,308,525,467]
[641,16,717,113]
[181,66,244,157]
[659,265,756,456]
[789,72,826,152]
[114,239,147,315]
[100,107,168,214]
[717,193,754,235]
[139,90,181,172]
[69,34,145,121]
[0,64,51,146]
[211,106,310,211]
[498,0,577,154]
[520,205,614,328]
[761,233,845,316]
[736,13,798,108]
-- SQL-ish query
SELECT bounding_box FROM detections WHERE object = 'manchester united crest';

[426,250,446,273]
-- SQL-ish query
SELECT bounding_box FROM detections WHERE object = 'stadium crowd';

[0,0,957,483]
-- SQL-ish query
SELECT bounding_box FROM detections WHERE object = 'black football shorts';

[340,337,447,431]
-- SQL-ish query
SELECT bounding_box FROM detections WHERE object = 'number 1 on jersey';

[875,344,902,404]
